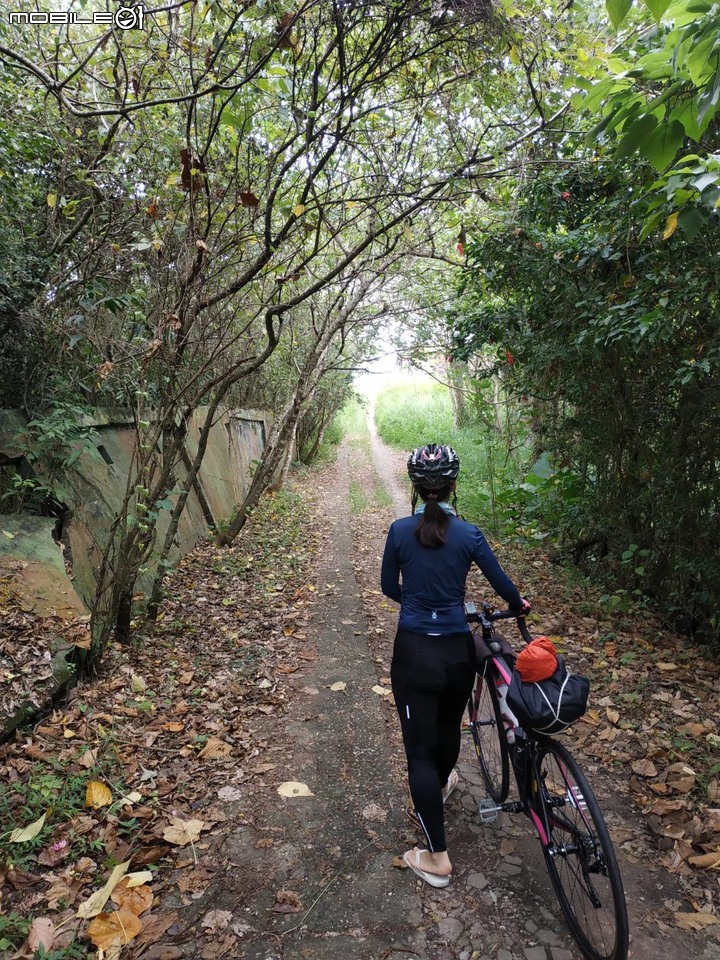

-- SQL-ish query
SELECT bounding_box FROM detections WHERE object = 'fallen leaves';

[76,861,130,919]
[272,890,303,914]
[9,811,47,843]
[277,781,313,797]
[197,737,233,759]
[85,779,113,808]
[87,908,143,949]
[111,877,154,915]
[631,759,658,778]
[162,817,205,846]
[672,911,719,931]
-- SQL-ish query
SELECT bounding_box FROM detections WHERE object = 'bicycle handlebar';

[465,603,535,646]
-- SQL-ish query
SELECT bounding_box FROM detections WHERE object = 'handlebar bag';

[506,657,589,734]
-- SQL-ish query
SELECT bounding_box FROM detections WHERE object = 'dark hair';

[413,483,454,548]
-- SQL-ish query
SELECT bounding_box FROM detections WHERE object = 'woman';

[381,443,528,888]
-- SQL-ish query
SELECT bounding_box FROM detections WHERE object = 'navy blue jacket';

[381,513,522,634]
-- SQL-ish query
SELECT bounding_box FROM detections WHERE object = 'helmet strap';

[411,488,418,515]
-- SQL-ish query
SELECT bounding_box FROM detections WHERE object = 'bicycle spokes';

[532,741,628,960]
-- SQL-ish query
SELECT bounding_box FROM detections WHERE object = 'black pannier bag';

[506,657,590,734]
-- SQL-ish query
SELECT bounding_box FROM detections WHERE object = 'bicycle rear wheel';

[467,661,510,803]
[531,739,628,960]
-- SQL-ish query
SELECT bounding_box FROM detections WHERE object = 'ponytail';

[414,484,453,548]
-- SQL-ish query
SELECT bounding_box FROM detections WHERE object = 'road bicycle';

[465,601,629,960]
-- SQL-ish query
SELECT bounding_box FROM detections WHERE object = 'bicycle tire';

[467,661,510,803]
[531,738,629,960]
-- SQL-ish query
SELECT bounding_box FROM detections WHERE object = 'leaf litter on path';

[0,488,322,956]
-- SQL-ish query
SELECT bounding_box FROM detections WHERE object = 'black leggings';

[391,628,476,853]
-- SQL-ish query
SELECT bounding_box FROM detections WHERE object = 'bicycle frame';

[466,602,629,960]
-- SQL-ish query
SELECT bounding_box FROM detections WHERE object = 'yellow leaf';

[656,662,678,671]
[131,673,147,692]
[87,908,143,949]
[119,791,143,805]
[85,780,113,809]
[663,212,678,240]
[125,870,153,888]
[277,781,313,798]
[9,811,47,843]
[403,222,412,240]
[76,861,131,919]
[47,192,57,208]
[372,685,392,697]
[63,729,76,739]
[292,204,305,216]
[606,708,620,725]
[329,681,346,692]
[163,817,205,845]
[2,529,15,539]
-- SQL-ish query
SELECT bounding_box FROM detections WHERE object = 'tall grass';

[374,381,522,535]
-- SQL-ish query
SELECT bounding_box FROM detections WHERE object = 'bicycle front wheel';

[467,661,510,803]
[532,739,629,960]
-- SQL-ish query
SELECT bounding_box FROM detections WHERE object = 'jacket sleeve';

[380,523,402,603]
[473,528,523,609]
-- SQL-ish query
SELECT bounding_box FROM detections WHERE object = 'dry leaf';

[672,912,719,931]
[77,749,98,769]
[606,708,620,725]
[10,812,47,843]
[372,685,392,697]
[656,662,679,671]
[26,917,55,953]
[163,722,185,732]
[631,759,658,778]
[86,780,113,809]
[111,878,154,915]
[131,673,147,692]
[273,890,302,913]
[163,817,205,846]
[119,791,143,806]
[126,871,153,888]
[87,908,143,949]
[688,851,720,870]
[392,855,408,869]
[76,861,130,919]
[37,838,71,866]
[277,781,313,798]
[217,786,243,802]
[362,802,387,822]
[329,681,347,692]
[201,909,232,929]
[198,737,232,760]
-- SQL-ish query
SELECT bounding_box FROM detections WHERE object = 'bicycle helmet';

[407,443,460,489]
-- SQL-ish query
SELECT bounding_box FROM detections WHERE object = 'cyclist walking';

[381,443,528,887]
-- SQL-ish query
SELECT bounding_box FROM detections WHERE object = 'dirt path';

[344,422,720,960]
[5,421,719,959]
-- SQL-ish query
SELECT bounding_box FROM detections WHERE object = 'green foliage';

[455,159,720,644]
[0,754,134,869]
[374,381,528,531]
[578,0,720,219]
[374,382,454,449]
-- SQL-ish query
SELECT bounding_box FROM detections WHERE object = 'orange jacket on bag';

[516,636,558,682]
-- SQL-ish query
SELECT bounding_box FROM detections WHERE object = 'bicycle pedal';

[477,797,500,823]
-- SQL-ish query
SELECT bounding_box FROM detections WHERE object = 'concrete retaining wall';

[0,407,271,614]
